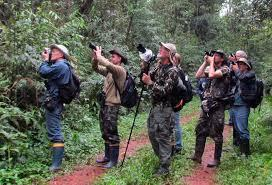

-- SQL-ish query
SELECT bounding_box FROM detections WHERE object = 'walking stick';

[120,84,145,168]
[120,44,155,168]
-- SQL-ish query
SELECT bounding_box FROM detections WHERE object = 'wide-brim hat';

[109,48,127,64]
[50,44,71,61]
[237,58,252,69]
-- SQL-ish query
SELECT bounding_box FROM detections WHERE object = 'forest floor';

[49,112,232,185]
[184,125,232,185]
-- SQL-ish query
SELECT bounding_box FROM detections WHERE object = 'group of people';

[38,43,255,176]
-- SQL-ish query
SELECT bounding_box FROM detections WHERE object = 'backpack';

[179,69,193,104]
[114,72,139,108]
[59,65,81,104]
[170,67,192,112]
[220,70,237,109]
[241,79,264,108]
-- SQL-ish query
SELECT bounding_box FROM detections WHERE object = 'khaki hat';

[237,58,252,69]
[109,48,128,64]
[159,42,176,63]
[50,44,71,61]
[159,42,177,54]
[214,50,225,58]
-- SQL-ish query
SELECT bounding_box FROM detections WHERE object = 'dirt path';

[49,133,150,185]
[184,125,232,185]
[49,112,198,185]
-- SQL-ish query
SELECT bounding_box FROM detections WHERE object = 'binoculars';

[204,50,216,57]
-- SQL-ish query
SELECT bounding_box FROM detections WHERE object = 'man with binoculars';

[190,50,231,168]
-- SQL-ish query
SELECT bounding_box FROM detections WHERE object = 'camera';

[137,44,157,81]
[40,48,51,55]
[205,50,216,57]
[137,44,156,64]
[44,48,50,54]
[89,43,97,50]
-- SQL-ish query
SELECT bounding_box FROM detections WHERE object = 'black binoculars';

[205,50,216,57]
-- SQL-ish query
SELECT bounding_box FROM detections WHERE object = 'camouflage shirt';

[204,65,231,100]
[149,62,179,105]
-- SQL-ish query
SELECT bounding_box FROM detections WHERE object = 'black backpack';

[171,67,192,112]
[114,72,139,108]
[241,79,264,108]
[59,65,81,104]
[179,69,193,104]
[220,70,237,109]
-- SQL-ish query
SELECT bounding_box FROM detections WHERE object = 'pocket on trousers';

[44,96,57,112]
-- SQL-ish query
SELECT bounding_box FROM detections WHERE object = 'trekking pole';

[120,84,145,168]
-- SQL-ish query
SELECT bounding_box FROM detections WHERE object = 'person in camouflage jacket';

[142,42,180,175]
[190,50,231,168]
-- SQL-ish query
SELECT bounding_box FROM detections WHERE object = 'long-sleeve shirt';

[149,63,179,106]
[38,59,70,99]
[234,70,256,106]
[92,55,126,106]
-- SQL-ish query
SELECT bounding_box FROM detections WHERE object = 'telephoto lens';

[137,44,146,53]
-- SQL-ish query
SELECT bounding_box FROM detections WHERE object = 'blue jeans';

[45,103,64,142]
[228,109,234,125]
[230,105,250,140]
[174,112,183,149]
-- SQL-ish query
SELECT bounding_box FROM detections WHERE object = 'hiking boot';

[102,145,119,169]
[154,167,169,176]
[96,143,110,163]
[96,157,110,164]
[240,139,251,157]
[207,142,222,168]
[207,159,220,168]
[171,146,182,157]
[49,144,64,172]
[175,147,182,155]
[187,155,202,164]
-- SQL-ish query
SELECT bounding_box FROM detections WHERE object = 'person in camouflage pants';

[142,42,180,175]
[190,50,231,168]
[92,47,127,168]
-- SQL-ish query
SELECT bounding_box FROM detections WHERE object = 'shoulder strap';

[113,71,127,96]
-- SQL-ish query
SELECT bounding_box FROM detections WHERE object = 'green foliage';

[217,97,272,185]
[0,102,43,168]
[0,0,272,184]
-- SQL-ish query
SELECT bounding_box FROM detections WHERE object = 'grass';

[95,97,201,185]
[216,98,272,185]
[0,103,149,185]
